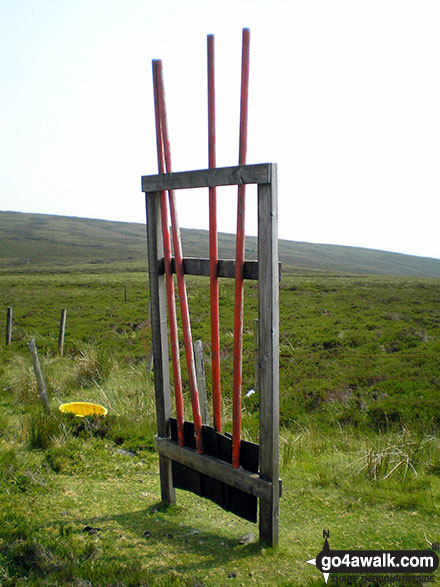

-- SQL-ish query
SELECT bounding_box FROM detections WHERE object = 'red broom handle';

[155,60,204,454]
[207,34,222,432]
[152,60,185,446]
[232,28,250,468]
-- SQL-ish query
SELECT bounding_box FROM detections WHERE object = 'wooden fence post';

[58,309,67,356]
[27,338,50,412]
[194,340,209,425]
[6,307,12,345]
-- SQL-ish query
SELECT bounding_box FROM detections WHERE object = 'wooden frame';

[143,162,279,545]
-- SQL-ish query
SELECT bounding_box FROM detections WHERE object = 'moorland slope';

[2,210,440,277]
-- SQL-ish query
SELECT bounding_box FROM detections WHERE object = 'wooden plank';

[142,163,272,192]
[146,192,176,505]
[257,164,280,546]
[157,257,282,281]
[155,436,274,501]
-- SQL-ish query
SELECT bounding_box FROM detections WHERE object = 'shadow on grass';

[51,499,267,579]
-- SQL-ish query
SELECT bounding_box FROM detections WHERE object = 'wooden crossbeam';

[157,257,282,281]
[141,163,272,193]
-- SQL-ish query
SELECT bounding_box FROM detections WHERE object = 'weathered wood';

[27,338,50,412]
[145,298,154,372]
[124,285,127,303]
[257,164,280,546]
[194,340,209,425]
[155,436,273,501]
[142,163,272,192]
[146,192,175,505]
[6,307,12,345]
[253,319,259,393]
[58,309,67,356]
[157,257,282,281]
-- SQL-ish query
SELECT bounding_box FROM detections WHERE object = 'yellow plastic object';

[59,402,108,418]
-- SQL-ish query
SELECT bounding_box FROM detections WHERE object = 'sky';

[1,0,439,259]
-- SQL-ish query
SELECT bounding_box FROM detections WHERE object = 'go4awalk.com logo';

[306,531,439,584]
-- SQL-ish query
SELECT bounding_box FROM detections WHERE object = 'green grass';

[4,268,440,433]
[1,211,440,584]
[0,408,438,585]
[0,340,439,584]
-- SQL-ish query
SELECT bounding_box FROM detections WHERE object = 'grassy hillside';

[1,211,439,584]
[2,210,440,277]
[0,211,147,270]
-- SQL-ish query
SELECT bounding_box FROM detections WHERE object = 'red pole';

[155,60,204,454]
[207,34,222,433]
[152,60,185,446]
[232,28,250,468]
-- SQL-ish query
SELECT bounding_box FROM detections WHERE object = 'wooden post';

[253,318,259,393]
[58,309,67,356]
[27,338,50,412]
[146,298,154,372]
[194,340,209,425]
[146,190,176,505]
[6,307,12,345]
[124,285,127,302]
[258,164,279,546]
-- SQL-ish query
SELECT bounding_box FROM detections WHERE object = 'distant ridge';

[1,211,440,278]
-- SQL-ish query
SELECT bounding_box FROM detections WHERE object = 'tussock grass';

[72,341,113,388]
[95,364,155,418]
[350,430,437,481]
[6,353,75,408]
[7,354,38,405]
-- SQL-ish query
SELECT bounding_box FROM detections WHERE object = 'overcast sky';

[1,0,439,259]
